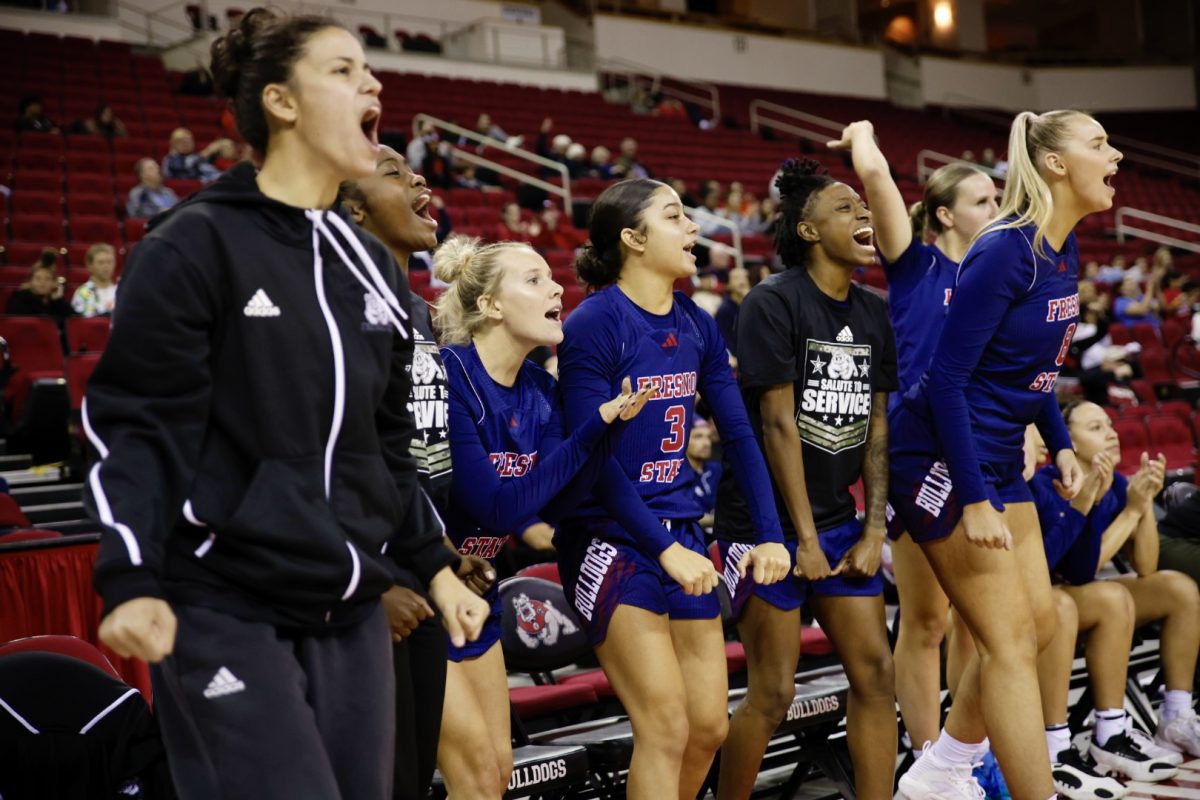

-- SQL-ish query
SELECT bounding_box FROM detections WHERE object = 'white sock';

[1094,709,1126,746]
[1046,724,1071,761]
[1163,690,1193,722]
[929,729,985,766]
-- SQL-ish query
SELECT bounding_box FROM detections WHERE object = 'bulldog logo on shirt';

[362,292,392,332]
[797,338,874,454]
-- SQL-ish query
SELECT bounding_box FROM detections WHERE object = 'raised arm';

[828,120,911,262]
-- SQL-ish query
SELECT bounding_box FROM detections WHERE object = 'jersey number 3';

[661,405,686,453]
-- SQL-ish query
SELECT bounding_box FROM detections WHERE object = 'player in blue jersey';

[1030,404,1200,765]
[1020,425,1178,798]
[431,235,653,798]
[556,179,791,799]
[828,120,1000,756]
[888,110,1121,800]
[713,159,900,800]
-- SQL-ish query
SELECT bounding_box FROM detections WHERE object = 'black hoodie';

[84,163,459,629]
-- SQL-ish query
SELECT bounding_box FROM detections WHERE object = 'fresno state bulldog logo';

[513,592,579,649]
[827,348,859,381]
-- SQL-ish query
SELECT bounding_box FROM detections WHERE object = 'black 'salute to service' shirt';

[714,267,897,542]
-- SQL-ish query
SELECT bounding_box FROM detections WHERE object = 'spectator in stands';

[1034,402,1200,758]
[1159,483,1200,588]
[8,250,72,321]
[162,126,229,183]
[690,265,723,317]
[564,142,589,178]
[464,112,518,151]
[589,145,614,179]
[71,103,128,138]
[740,195,778,236]
[1098,254,1127,283]
[1114,272,1162,330]
[493,202,538,243]
[668,177,698,208]
[695,187,725,236]
[1083,260,1102,281]
[15,94,59,134]
[70,243,119,318]
[715,264,749,362]
[611,136,650,179]
[1153,245,1175,274]
[126,158,179,219]
[531,204,580,253]
[687,417,720,529]
[535,119,572,177]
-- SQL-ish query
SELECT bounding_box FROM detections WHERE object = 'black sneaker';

[1089,732,1179,783]
[1052,747,1128,800]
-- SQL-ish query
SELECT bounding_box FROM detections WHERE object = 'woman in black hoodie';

[84,9,488,799]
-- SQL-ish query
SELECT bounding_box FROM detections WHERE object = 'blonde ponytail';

[432,235,533,345]
[980,109,1093,257]
[909,201,929,241]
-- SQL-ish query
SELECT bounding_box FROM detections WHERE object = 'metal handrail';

[1115,207,1200,254]
[686,207,744,271]
[916,149,1007,183]
[598,57,720,122]
[413,114,573,215]
[748,99,845,146]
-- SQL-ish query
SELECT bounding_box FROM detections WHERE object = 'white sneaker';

[898,742,985,800]
[1155,710,1200,758]
[1125,720,1184,766]
[1090,732,1178,783]
[1053,747,1128,800]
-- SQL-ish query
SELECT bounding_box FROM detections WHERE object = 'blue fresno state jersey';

[557,286,783,554]
[903,222,1078,506]
[440,342,610,563]
[882,239,958,398]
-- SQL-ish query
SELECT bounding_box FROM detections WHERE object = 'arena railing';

[1115,207,1200,254]
[598,58,721,124]
[412,114,574,216]
[685,208,746,272]
[748,99,845,146]
[916,149,1008,184]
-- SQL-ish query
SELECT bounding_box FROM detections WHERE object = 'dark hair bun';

[210,8,278,100]
[574,242,613,288]
[774,158,829,199]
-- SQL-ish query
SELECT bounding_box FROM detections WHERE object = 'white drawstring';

[305,210,409,339]
[324,211,409,319]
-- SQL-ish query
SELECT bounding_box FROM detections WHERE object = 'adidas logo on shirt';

[202,667,246,699]
[243,289,281,318]
[835,326,853,343]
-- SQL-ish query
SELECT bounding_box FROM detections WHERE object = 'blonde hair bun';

[433,235,480,285]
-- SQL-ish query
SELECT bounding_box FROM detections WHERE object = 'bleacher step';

[22,501,89,525]
[2,466,67,487]
[0,454,32,471]
[11,482,84,506]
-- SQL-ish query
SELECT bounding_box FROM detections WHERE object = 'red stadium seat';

[9,214,65,244]
[66,353,102,411]
[1112,417,1151,474]
[1131,323,1161,351]
[1146,416,1194,471]
[1139,349,1174,390]
[1156,400,1194,431]
[1109,323,1131,345]
[1128,379,1157,406]
[65,193,116,218]
[68,215,121,244]
[66,317,110,354]
[1162,317,1188,351]
[10,191,62,216]
[0,634,120,680]
[123,216,148,242]
[515,561,561,584]
[0,529,59,544]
